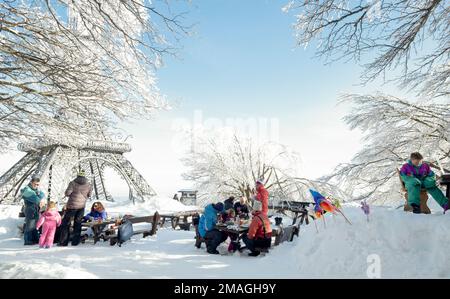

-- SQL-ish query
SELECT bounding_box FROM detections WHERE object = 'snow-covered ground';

[1,198,449,279]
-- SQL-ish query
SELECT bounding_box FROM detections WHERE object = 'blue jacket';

[198,204,219,238]
[20,184,45,205]
[83,210,107,221]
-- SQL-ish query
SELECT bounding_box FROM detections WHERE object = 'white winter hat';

[253,200,262,212]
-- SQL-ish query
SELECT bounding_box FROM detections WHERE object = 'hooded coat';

[36,208,62,247]
[198,204,220,238]
[65,176,92,210]
[255,183,269,216]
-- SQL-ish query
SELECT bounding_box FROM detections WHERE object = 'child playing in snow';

[36,201,61,248]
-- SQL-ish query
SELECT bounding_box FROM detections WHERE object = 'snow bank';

[0,205,23,239]
[270,205,450,278]
[92,195,199,217]
[0,203,449,278]
[0,260,97,279]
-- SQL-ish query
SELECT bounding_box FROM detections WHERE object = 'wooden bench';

[273,225,297,246]
[160,210,201,231]
[269,201,314,225]
[397,169,431,214]
[194,219,283,253]
[85,212,160,246]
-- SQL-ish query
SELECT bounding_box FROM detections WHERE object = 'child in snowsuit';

[36,201,61,248]
[400,152,449,214]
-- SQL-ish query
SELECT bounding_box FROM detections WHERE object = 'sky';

[0,0,407,198]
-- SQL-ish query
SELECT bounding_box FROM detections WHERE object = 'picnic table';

[215,223,250,236]
[269,201,314,225]
[215,223,282,244]
[81,212,160,246]
[81,219,116,244]
[159,210,201,230]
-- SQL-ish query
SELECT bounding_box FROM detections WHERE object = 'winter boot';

[442,202,449,214]
[248,251,260,257]
[207,248,219,254]
[195,238,202,249]
[411,203,421,214]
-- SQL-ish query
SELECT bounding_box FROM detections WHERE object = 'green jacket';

[21,184,45,205]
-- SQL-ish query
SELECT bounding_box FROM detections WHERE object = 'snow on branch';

[0,0,190,151]
[323,93,450,204]
[284,0,449,99]
[182,132,346,207]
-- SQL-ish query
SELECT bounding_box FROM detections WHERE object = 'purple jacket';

[400,160,434,179]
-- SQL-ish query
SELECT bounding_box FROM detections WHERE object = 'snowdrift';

[0,202,449,278]
[269,204,450,278]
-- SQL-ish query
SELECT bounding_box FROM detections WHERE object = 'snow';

[1,201,449,278]
[105,196,200,217]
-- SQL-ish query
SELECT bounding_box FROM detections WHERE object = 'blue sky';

[0,0,407,198]
[117,0,374,197]
[157,0,364,117]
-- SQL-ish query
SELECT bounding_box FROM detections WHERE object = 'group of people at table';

[20,170,107,248]
[197,180,273,256]
[20,169,273,257]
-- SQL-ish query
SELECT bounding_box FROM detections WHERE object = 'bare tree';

[182,133,344,207]
[322,94,450,205]
[284,0,449,98]
[0,0,190,150]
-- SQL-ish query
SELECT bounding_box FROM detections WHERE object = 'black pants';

[23,203,40,245]
[242,233,271,254]
[58,208,84,246]
[205,229,227,252]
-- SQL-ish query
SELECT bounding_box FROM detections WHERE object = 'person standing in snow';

[198,202,227,254]
[21,177,46,245]
[253,180,269,216]
[400,152,449,214]
[242,201,272,257]
[234,196,249,218]
[36,201,61,248]
[58,170,92,246]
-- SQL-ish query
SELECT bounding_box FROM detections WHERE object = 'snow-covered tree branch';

[182,132,344,206]
[323,94,450,204]
[0,0,190,150]
[284,0,449,98]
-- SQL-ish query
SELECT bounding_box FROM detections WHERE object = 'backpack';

[117,220,134,246]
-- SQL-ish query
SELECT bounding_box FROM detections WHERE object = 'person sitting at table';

[218,208,240,252]
[198,202,227,254]
[242,201,272,257]
[223,196,235,211]
[220,208,235,223]
[80,202,108,241]
[234,196,249,218]
[83,202,107,222]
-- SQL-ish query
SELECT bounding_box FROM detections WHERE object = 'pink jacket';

[36,209,62,229]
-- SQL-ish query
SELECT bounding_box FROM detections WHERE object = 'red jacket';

[248,211,272,240]
[255,184,269,216]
